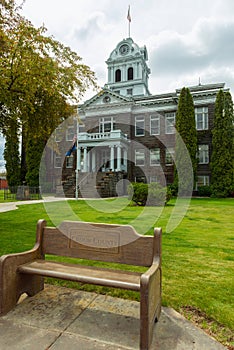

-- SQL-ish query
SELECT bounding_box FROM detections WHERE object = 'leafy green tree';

[173,87,197,195]
[0,0,97,185]
[210,90,234,197]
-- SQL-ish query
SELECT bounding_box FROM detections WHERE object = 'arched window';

[128,67,133,80]
[115,69,121,82]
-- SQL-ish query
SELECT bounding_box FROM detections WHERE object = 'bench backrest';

[37,220,160,267]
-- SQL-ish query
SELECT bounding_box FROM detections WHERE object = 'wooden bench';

[0,219,162,350]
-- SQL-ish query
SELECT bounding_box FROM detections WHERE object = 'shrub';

[128,182,171,206]
[197,186,211,197]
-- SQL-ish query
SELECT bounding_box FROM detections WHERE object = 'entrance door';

[101,149,110,171]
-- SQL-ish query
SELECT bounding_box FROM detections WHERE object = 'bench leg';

[140,269,161,350]
[0,256,44,316]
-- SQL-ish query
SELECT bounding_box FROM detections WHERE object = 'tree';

[0,0,97,185]
[210,90,234,197]
[3,117,20,187]
[173,87,197,195]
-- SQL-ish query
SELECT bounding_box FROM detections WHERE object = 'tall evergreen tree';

[3,118,20,187]
[173,87,197,195]
[210,90,234,197]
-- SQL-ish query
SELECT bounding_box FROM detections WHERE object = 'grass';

[0,196,233,347]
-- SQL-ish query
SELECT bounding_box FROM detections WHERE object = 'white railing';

[78,129,128,141]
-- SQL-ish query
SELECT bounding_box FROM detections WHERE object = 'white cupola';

[104,37,151,97]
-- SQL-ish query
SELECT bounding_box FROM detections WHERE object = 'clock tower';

[105,37,151,97]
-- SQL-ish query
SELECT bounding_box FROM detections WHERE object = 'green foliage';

[174,87,197,195]
[25,136,45,187]
[211,90,234,197]
[128,182,148,206]
[0,0,97,184]
[128,182,171,206]
[197,186,211,197]
[3,118,20,186]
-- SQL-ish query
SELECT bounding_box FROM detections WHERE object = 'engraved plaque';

[69,228,120,254]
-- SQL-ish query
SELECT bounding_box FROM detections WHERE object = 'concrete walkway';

[0,285,227,350]
[0,197,73,213]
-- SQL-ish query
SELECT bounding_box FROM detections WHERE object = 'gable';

[81,89,131,108]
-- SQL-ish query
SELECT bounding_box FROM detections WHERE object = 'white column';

[110,146,115,171]
[83,147,87,172]
[77,148,81,170]
[87,149,90,172]
[123,148,127,171]
[91,149,96,172]
[117,145,122,172]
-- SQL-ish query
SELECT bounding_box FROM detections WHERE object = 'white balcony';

[78,129,128,142]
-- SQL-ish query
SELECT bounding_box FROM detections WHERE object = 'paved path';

[0,197,72,213]
[0,285,227,350]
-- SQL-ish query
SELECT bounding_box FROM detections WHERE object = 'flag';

[65,134,77,156]
[127,6,131,22]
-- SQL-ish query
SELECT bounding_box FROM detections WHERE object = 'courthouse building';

[50,37,229,197]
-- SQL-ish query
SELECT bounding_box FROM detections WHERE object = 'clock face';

[103,96,111,103]
[119,44,129,55]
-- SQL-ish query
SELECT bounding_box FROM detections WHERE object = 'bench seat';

[0,219,162,350]
[18,260,144,291]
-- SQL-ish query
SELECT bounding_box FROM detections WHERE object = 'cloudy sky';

[20,0,234,101]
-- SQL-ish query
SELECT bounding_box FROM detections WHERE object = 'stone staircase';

[61,171,126,198]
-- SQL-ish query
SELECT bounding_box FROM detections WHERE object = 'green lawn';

[0,197,233,347]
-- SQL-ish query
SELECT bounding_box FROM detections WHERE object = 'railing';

[4,186,41,200]
[78,129,128,141]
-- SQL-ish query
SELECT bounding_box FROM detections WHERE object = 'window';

[66,126,75,141]
[197,175,209,187]
[150,116,160,135]
[198,145,209,164]
[165,113,175,134]
[135,149,145,166]
[115,69,121,82]
[195,107,208,130]
[150,176,158,183]
[55,126,63,142]
[135,116,145,136]
[150,148,160,166]
[54,155,61,168]
[165,148,174,165]
[66,155,74,168]
[127,88,133,95]
[128,67,133,80]
[99,117,115,133]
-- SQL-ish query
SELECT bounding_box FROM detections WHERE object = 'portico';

[76,129,129,173]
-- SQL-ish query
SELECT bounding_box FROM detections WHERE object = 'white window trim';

[66,126,75,141]
[165,148,174,165]
[66,155,74,168]
[135,149,145,166]
[54,155,62,168]
[150,116,160,135]
[198,144,209,164]
[195,107,208,130]
[135,116,145,136]
[150,148,160,166]
[196,175,210,189]
[165,113,175,134]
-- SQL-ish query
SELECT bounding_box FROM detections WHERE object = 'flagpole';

[127,5,131,38]
[75,118,79,200]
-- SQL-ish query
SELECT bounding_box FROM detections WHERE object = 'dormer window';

[128,67,133,80]
[115,69,121,82]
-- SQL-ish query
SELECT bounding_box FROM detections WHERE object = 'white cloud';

[19,0,234,97]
